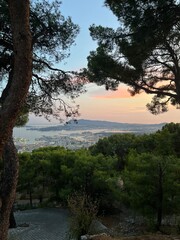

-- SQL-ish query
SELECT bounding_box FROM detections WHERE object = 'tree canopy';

[89,123,180,227]
[18,147,119,210]
[0,0,84,121]
[86,0,180,114]
[122,152,180,228]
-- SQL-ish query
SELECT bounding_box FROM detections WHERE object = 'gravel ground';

[8,208,70,240]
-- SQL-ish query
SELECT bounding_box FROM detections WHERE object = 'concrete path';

[8,208,70,240]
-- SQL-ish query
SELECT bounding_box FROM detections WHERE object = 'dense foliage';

[18,147,119,210]
[89,123,180,228]
[122,152,180,228]
[18,123,180,229]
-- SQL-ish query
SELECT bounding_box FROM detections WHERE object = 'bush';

[67,192,98,239]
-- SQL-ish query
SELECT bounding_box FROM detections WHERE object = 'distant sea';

[13,126,58,143]
[13,119,165,144]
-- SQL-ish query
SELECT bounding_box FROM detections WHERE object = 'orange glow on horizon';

[93,88,131,99]
[91,85,148,100]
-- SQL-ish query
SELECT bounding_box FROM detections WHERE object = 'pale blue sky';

[59,0,119,70]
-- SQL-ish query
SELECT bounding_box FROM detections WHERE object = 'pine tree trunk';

[157,165,163,229]
[9,208,17,229]
[0,1,32,239]
[29,183,33,208]
[0,0,32,155]
[0,136,19,240]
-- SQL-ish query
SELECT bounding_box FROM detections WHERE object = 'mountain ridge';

[26,119,166,133]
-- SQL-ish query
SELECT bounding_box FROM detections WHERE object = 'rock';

[18,223,29,227]
[89,233,109,239]
[81,233,109,240]
[88,220,109,235]
[81,235,89,240]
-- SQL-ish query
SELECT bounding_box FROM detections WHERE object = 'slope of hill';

[27,119,165,133]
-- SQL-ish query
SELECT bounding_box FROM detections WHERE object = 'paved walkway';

[8,208,70,240]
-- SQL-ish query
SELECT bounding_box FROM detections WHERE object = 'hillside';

[27,119,165,133]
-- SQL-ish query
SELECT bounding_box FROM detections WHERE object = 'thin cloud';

[92,88,132,99]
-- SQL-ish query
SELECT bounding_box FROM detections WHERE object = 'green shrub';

[67,192,98,240]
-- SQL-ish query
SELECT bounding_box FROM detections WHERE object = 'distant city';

[13,119,165,152]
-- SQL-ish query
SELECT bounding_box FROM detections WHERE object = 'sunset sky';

[30,0,180,125]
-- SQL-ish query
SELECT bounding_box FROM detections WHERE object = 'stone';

[81,233,109,240]
[88,220,109,235]
[89,233,109,239]
[18,223,29,227]
[81,235,89,240]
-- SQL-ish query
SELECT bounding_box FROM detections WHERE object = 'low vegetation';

[67,192,99,239]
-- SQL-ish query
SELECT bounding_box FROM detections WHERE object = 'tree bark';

[0,0,32,156]
[0,1,32,239]
[0,136,19,239]
[9,208,16,229]
[28,183,33,208]
[157,165,163,229]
